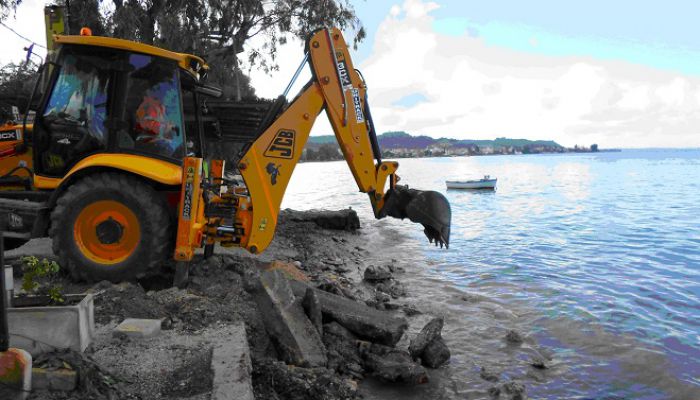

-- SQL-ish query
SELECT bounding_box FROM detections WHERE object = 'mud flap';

[380,185,451,248]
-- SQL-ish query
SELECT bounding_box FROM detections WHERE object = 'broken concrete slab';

[302,288,323,336]
[113,318,161,339]
[289,280,408,346]
[252,270,327,367]
[210,323,254,400]
[32,367,77,391]
[282,208,360,231]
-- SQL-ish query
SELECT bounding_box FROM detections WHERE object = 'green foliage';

[66,0,365,100]
[302,143,342,161]
[0,61,39,123]
[21,256,64,304]
[0,0,21,21]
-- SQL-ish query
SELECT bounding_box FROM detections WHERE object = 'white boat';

[446,175,497,190]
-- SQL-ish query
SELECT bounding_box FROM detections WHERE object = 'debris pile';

[20,209,454,399]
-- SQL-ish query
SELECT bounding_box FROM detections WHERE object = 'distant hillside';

[308,131,563,150]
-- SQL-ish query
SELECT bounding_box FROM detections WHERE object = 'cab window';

[119,54,184,160]
[38,50,110,175]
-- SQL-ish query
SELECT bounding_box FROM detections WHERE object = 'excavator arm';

[235,28,451,253]
[174,28,450,268]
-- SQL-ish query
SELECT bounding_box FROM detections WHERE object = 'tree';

[0,61,38,122]
[0,0,21,21]
[66,0,365,100]
[591,144,599,152]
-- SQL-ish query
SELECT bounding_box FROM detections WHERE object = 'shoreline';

[8,209,529,400]
[5,210,453,399]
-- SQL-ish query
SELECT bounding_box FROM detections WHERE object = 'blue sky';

[332,0,700,147]
[3,0,699,147]
[351,0,700,75]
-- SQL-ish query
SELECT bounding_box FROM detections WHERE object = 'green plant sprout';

[21,256,64,304]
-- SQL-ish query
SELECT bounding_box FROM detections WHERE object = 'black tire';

[3,237,28,251]
[49,172,171,282]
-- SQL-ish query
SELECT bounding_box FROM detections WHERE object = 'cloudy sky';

[3,0,700,148]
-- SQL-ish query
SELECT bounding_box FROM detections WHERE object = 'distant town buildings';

[301,131,601,162]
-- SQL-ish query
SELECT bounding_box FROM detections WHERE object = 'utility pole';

[0,232,7,352]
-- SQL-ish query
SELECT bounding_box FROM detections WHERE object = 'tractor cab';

[29,35,211,178]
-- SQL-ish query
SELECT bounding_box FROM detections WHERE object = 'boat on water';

[446,175,497,190]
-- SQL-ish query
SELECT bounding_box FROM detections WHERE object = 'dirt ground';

[10,209,422,400]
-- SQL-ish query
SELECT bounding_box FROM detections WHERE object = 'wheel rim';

[73,200,141,265]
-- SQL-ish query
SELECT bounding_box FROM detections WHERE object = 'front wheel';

[49,172,172,282]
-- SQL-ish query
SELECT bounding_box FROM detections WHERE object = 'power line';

[0,21,47,49]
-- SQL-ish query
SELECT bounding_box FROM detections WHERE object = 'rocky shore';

[10,208,534,400]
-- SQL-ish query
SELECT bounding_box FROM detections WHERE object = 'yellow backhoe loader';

[0,15,451,286]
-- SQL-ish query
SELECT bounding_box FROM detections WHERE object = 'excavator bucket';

[380,185,451,248]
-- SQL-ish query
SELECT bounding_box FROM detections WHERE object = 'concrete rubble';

[283,208,361,231]
[250,270,327,367]
[9,209,464,399]
[289,279,408,346]
[210,323,254,400]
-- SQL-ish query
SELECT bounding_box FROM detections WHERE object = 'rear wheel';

[50,172,171,282]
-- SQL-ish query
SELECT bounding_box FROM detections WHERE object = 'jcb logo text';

[264,130,296,159]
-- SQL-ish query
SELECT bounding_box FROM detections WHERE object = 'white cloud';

[0,0,48,65]
[357,0,700,148]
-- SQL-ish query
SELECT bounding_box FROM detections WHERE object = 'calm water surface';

[282,149,700,399]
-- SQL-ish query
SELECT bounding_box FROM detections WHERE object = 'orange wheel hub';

[73,200,140,265]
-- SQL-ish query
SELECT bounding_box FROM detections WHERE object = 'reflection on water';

[282,150,700,399]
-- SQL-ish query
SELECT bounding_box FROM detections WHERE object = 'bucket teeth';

[380,185,451,249]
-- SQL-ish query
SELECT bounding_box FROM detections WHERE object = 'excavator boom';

[229,28,451,254]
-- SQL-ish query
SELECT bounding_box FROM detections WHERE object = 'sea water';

[282,149,700,399]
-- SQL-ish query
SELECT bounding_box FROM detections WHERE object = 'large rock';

[363,265,392,282]
[421,337,450,368]
[409,317,451,368]
[408,317,444,358]
[289,280,407,346]
[282,208,361,231]
[362,350,428,384]
[502,380,527,400]
[251,270,327,367]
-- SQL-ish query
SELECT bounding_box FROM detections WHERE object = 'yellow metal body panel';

[54,35,208,78]
[33,153,182,190]
[0,123,32,190]
[174,157,205,261]
[308,28,388,196]
[238,84,325,252]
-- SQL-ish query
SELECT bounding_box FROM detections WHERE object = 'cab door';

[33,46,112,177]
